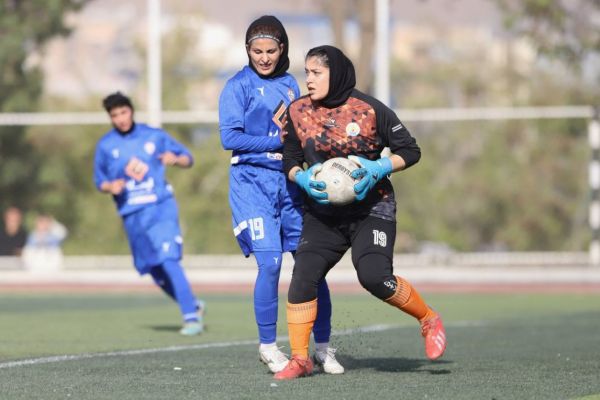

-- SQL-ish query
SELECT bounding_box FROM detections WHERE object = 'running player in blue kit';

[219,16,343,374]
[94,92,204,336]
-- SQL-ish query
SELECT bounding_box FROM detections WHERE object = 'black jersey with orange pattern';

[283,88,421,221]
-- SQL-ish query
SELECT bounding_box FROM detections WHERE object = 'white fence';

[0,251,591,271]
[2,252,600,287]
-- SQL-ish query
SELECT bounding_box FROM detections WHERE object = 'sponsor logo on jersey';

[323,118,338,128]
[127,194,158,205]
[288,88,295,101]
[144,141,156,155]
[266,152,283,160]
[346,122,361,136]
[112,148,120,158]
[126,177,155,192]
[257,86,265,96]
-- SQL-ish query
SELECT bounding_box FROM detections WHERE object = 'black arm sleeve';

[377,105,421,168]
[282,110,305,177]
[352,90,421,168]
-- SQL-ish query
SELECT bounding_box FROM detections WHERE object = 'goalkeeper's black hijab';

[245,15,290,79]
[306,45,356,108]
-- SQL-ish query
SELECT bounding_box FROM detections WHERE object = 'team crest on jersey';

[112,148,119,158]
[288,88,295,101]
[346,122,361,136]
[144,141,156,155]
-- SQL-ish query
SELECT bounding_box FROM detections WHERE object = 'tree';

[0,0,89,211]
[496,0,600,94]
[321,0,376,93]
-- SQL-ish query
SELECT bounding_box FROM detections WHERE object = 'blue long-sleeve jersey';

[93,123,194,217]
[219,65,300,171]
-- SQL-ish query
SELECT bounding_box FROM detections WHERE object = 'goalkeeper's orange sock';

[385,276,436,322]
[287,299,318,358]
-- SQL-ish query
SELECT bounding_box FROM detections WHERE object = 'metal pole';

[374,0,390,106]
[147,0,162,127]
[589,106,600,265]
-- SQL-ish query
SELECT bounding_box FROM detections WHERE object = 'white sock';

[259,342,278,352]
[315,342,329,353]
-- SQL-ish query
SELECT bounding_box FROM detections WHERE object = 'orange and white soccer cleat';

[421,315,447,360]
[273,355,314,380]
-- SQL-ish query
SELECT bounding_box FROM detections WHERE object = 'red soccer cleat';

[273,355,314,380]
[421,315,447,360]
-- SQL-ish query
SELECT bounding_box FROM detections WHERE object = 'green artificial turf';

[0,292,599,399]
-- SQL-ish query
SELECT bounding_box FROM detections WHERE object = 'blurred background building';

[37,0,535,108]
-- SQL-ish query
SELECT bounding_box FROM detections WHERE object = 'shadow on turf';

[339,355,452,374]
[147,324,210,333]
[148,325,181,332]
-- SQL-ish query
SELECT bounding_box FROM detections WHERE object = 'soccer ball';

[314,157,361,206]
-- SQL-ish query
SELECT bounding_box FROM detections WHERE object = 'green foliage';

[156,125,239,254]
[0,0,89,111]
[395,119,589,251]
[388,10,596,252]
[0,0,89,212]
[48,124,239,255]
[3,3,598,253]
[495,0,600,88]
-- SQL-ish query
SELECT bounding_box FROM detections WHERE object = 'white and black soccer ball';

[314,157,361,206]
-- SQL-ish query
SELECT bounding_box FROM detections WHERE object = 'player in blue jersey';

[218,16,344,374]
[94,92,204,336]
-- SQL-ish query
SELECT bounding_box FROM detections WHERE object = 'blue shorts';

[229,164,303,257]
[122,197,183,274]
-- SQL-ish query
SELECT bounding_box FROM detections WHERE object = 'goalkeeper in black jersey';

[275,45,447,380]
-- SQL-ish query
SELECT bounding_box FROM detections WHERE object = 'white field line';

[0,320,484,370]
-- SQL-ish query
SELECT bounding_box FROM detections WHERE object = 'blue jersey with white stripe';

[219,65,300,171]
[93,123,194,216]
[219,66,303,255]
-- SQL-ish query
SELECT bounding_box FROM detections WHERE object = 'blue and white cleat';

[179,299,206,336]
[179,321,203,336]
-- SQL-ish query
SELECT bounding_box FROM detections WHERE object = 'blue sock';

[160,260,198,323]
[313,279,332,343]
[254,251,282,344]
[149,266,176,300]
